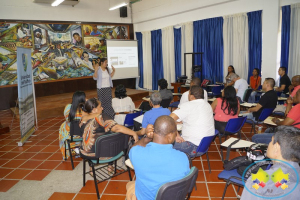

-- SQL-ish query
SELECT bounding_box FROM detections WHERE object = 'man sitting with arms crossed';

[240,78,277,121]
[170,85,215,156]
[136,92,171,136]
[126,116,190,200]
[241,126,300,199]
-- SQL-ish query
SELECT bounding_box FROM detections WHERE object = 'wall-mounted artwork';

[0,22,130,86]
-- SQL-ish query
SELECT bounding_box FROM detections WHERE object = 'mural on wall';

[0,22,130,86]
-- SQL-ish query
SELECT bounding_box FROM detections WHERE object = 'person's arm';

[248,103,262,113]
[211,99,218,112]
[227,81,235,87]
[289,85,294,95]
[110,66,115,78]
[254,78,261,91]
[170,113,179,121]
[272,117,295,126]
[93,65,99,79]
[276,84,286,92]
[285,97,293,116]
[111,124,138,142]
[136,128,146,136]
[132,124,154,147]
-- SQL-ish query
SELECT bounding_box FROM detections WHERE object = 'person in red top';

[248,68,261,103]
[211,86,240,134]
[289,75,300,98]
[252,89,300,144]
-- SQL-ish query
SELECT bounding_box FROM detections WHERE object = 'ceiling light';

[109,2,128,10]
[51,0,65,6]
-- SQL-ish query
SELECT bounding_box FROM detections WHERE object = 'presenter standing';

[93,57,115,119]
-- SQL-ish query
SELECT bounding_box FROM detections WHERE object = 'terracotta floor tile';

[111,171,134,181]
[48,192,76,200]
[48,152,64,161]
[79,180,108,194]
[23,169,51,181]
[100,194,126,200]
[31,152,53,160]
[204,170,224,182]
[19,160,43,169]
[0,140,13,145]
[55,161,80,170]
[14,152,36,160]
[103,181,128,194]
[25,146,45,153]
[10,146,32,152]
[0,179,19,192]
[196,170,205,182]
[74,193,98,200]
[2,159,26,168]
[35,140,54,145]
[0,168,14,178]
[190,198,209,200]
[45,135,59,140]
[202,161,224,171]
[192,161,203,170]
[207,144,220,151]
[41,146,59,153]
[0,152,20,159]
[0,159,10,166]
[0,145,17,151]
[202,152,222,161]
[190,183,208,197]
[5,169,32,179]
[207,183,237,198]
[36,161,61,170]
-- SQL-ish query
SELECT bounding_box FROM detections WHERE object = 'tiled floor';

[0,106,261,200]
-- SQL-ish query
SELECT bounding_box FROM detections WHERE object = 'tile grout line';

[199,156,211,200]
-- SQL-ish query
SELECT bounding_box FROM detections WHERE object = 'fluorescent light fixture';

[109,2,127,10]
[51,0,65,6]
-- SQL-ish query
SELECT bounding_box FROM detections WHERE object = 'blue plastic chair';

[245,108,275,135]
[208,85,224,97]
[123,111,143,128]
[169,101,180,111]
[218,169,244,200]
[217,117,247,161]
[191,130,218,173]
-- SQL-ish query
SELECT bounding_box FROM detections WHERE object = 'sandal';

[107,165,115,175]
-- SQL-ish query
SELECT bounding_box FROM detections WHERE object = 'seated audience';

[170,85,215,156]
[158,78,173,100]
[234,75,248,103]
[225,65,238,87]
[112,84,135,125]
[241,126,300,199]
[211,86,240,134]
[248,68,261,103]
[126,116,190,200]
[240,78,277,121]
[179,77,208,107]
[137,92,171,136]
[289,75,300,97]
[275,66,291,96]
[252,89,300,144]
[59,91,87,159]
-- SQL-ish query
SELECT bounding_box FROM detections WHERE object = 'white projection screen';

[106,40,139,80]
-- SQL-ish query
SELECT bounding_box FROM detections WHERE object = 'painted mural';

[0,22,129,86]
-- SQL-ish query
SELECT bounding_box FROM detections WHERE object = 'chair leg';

[238,131,242,140]
[237,186,241,193]
[222,181,230,200]
[83,159,86,186]
[206,152,211,173]
[114,160,117,174]
[219,135,224,162]
[127,166,132,181]
[91,164,100,200]
[186,193,191,200]
[67,140,74,170]
[64,140,67,161]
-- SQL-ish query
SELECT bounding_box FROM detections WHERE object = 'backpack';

[201,79,210,88]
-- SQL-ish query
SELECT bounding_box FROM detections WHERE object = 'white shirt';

[173,99,215,146]
[101,69,110,88]
[234,78,248,101]
[178,90,208,108]
[112,97,135,125]
[82,60,94,70]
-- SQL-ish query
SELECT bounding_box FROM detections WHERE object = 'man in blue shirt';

[126,115,190,200]
[137,92,171,136]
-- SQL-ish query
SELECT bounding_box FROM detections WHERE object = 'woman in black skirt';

[93,57,115,119]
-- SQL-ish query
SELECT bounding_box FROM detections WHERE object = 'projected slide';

[107,47,138,68]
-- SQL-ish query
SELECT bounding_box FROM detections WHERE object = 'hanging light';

[51,0,65,7]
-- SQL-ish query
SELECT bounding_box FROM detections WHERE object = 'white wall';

[132,0,300,81]
[0,0,132,23]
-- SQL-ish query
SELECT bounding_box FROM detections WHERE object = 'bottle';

[258,125,262,134]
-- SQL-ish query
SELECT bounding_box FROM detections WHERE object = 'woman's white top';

[112,97,135,125]
[101,69,110,88]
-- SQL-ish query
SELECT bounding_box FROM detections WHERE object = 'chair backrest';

[212,85,224,96]
[243,88,253,102]
[123,111,142,127]
[258,108,275,121]
[95,132,129,158]
[70,120,82,137]
[224,117,247,134]
[196,130,218,153]
[160,98,172,108]
[155,167,198,200]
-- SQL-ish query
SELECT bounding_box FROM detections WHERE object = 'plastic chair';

[218,169,244,200]
[245,108,275,135]
[217,117,247,161]
[243,88,252,103]
[160,98,172,108]
[208,85,224,97]
[169,101,180,111]
[155,166,198,200]
[123,111,143,128]
[81,133,132,200]
[65,120,82,170]
[191,130,218,173]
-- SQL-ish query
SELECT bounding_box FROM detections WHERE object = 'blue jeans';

[240,111,256,121]
[251,133,274,144]
[248,91,257,103]
[173,141,204,157]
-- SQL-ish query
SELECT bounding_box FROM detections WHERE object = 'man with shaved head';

[289,75,300,97]
[126,116,190,200]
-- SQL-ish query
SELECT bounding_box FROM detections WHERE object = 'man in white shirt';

[234,76,248,102]
[178,77,208,107]
[170,85,215,156]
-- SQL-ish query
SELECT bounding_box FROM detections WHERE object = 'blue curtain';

[247,10,262,82]
[193,17,223,83]
[174,28,181,80]
[281,5,291,72]
[151,29,164,90]
[136,32,144,88]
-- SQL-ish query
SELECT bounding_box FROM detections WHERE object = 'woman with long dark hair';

[225,65,238,87]
[211,86,240,133]
[248,68,261,103]
[93,57,115,119]
[59,91,86,160]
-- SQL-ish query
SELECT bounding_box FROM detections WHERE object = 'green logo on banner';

[22,53,27,72]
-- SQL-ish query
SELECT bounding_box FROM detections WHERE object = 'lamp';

[51,0,65,6]
[109,0,128,11]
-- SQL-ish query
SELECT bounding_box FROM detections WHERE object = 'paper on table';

[177,124,182,131]
[221,137,255,148]
[125,159,134,169]
[142,97,150,101]
[134,115,144,124]
[264,116,284,126]
[240,103,257,107]
[208,98,216,102]
[278,97,287,101]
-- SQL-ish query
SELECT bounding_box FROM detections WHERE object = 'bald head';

[154,115,177,137]
[292,75,300,86]
[191,77,201,86]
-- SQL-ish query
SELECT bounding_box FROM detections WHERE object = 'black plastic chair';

[160,98,172,108]
[65,120,82,170]
[81,133,132,200]
[155,166,198,200]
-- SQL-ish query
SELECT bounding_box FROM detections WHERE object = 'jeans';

[248,91,257,103]
[251,133,274,144]
[240,111,256,121]
[173,141,204,157]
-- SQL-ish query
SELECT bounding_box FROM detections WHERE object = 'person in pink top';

[289,75,300,97]
[211,86,240,134]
